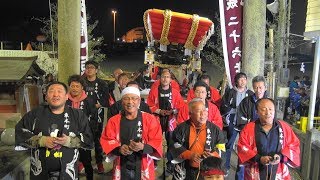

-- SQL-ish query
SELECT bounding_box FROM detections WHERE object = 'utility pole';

[242,0,266,89]
[58,0,81,83]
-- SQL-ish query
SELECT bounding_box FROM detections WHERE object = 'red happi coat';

[187,86,221,107]
[237,120,300,180]
[177,101,223,130]
[147,86,185,131]
[150,79,181,93]
[100,112,163,180]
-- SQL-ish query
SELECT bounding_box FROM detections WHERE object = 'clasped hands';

[42,134,70,148]
[190,151,214,164]
[260,154,281,165]
[119,140,144,156]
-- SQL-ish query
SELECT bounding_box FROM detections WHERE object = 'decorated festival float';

[143,9,215,94]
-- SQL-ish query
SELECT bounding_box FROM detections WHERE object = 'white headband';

[121,87,140,98]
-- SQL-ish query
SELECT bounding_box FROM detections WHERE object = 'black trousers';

[186,166,199,180]
[79,148,93,180]
[93,122,104,164]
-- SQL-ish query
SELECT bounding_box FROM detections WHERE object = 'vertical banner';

[80,0,88,75]
[219,0,244,87]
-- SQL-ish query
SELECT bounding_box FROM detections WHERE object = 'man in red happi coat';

[150,68,181,93]
[100,87,162,179]
[187,74,221,107]
[147,70,184,176]
[178,81,223,129]
[237,98,300,180]
[147,70,185,132]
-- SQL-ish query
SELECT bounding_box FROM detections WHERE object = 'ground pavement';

[80,142,302,180]
[80,109,302,179]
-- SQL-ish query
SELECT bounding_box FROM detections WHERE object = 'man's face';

[237,77,247,88]
[85,64,98,77]
[119,76,129,90]
[202,79,210,86]
[203,175,224,180]
[121,94,141,114]
[46,84,68,110]
[257,99,275,126]
[253,81,266,99]
[194,86,207,101]
[69,81,83,97]
[190,101,208,127]
[113,69,123,81]
[160,71,171,87]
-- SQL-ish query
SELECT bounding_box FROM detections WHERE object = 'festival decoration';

[144,46,155,64]
[143,8,215,84]
[143,9,214,57]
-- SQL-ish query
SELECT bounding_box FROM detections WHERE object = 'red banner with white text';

[219,0,244,87]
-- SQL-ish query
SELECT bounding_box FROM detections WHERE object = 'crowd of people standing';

[15,60,301,180]
[286,75,320,123]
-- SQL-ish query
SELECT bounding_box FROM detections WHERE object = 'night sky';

[0,0,307,43]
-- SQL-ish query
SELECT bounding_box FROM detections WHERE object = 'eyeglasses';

[122,96,140,101]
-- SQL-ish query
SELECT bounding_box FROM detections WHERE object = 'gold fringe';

[143,10,151,42]
[184,14,200,50]
[154,61,181,68]
[159,9,172,46]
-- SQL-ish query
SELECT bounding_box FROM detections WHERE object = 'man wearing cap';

[100,87,162,179]
[107,81,151,119]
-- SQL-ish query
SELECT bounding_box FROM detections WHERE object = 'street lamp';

[112,10,117,42]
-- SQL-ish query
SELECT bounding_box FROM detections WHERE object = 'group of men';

[15,60,301,180]
[221,73,300,179]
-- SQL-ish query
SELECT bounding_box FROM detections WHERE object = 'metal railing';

[1,41,26,50]
[293,127,320,180]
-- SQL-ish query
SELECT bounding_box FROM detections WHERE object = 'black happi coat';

[220,87,253,116]
[15,105,93,180]
[84,78,109,126]
[66,97,98,132]
[84,78,109,108]
[170,120,225,179]
[171,120,225,158]
[236,92,268,130]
